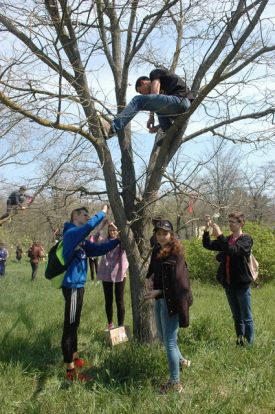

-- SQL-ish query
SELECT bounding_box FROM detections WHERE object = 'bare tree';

[0,0,274,341]
[242,161,275,223]
[199,142,243,222]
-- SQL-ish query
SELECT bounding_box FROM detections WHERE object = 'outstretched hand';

[204,215,222,237]
[212,223,222,238]
[204,215,212,230]
[101,204,109,214]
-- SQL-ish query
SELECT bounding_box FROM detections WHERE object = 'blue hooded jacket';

[62,211,120,288]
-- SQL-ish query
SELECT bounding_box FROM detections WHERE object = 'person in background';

[16,245,23,263]
[27,241,44,281]
[0,186,32,221]
[61,205,120,382]
[202,212,254,346]
[0,242,8,278]
[97,222,129,330]
[88,255,98,282]
[145,220,192,394]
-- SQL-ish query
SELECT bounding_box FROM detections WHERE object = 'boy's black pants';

[61,287,84,363]
[31,263,38,280]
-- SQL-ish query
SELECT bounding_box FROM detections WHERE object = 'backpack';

[27,246,35,259]
[247,253,259,281]
[45,240,67,280]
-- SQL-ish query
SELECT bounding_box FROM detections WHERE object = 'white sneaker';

[97,113,115,140]
[180,358,191,369]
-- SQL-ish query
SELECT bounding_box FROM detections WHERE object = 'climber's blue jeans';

[112,94,190,132]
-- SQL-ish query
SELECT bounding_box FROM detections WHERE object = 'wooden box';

[104,326,131,346]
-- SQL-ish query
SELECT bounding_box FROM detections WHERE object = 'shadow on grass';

[0,306,157,397]
[0,303,61,400]
[84,332,164,392]
[0,306,163,396]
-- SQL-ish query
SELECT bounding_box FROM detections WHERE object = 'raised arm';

[84,238,120,257]
[202,231,224,251]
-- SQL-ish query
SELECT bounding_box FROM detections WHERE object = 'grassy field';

[0,260,274,414]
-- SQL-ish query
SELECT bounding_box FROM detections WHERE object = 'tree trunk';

[128,260,157,342]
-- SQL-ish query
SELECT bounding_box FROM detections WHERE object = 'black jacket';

[146,246,193,328]
[202,232,253,287]
[7,190,25,206]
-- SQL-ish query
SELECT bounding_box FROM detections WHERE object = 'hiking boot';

[155,129,166,147]
[66,369,92,382]
[74,357,85,368]
[180,358,191,370]
[159,380,183,394]
[97,113,115,140]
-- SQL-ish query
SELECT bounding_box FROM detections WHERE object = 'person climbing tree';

[0,186,32,222]
[98,68,193,146]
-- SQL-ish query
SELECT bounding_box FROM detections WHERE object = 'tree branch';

[0,90,93,141]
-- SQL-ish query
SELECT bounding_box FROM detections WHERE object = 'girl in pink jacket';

[97,222,129,329]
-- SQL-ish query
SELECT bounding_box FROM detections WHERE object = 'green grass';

[0,260,274,414]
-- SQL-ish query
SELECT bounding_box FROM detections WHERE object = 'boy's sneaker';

[74,357,85,368]
[155,129,166,147]
[159,380,183,394]
[236,336,244,347]
[66,369,92,382]
[179,358,191,370]
[107,322,115,330]
[97,113,115,140]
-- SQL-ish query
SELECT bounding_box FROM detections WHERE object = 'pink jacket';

[97,239,129,283]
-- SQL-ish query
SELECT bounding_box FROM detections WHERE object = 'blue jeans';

[154,298,184,383]
[224,286,254,344]
[113,94,190,132]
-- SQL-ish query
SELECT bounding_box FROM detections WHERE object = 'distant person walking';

[27,242,44,281]
[16,245,23,263]
[145,220,193,394]
[202,212,255,346]
[97,222,129,329]
[0,243,9,278]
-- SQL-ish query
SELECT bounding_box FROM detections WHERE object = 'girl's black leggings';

[102,279,126,326]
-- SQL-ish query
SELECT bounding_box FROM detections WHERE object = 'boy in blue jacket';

[61,204,120,381]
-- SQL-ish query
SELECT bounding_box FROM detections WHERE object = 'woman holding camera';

[202,212,254,346]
